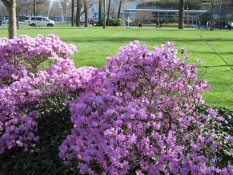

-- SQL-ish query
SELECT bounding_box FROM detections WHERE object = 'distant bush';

[130,22,190,27]
[97,18,124,26]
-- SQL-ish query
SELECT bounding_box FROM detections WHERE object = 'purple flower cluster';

[0,35,98,154]
[59,41,233,174]
[0,34,76,87]
[0,59,98,153]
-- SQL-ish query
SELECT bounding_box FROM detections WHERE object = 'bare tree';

[16,0,27,29]
[84,0,88,27]
[117,0,123,18]
[210,0,218,29]
[106,0,111,25]
[71,0,74,26]
[76,0,81,26]
[0,3,7,15]
[178,0,184,29]
[103,0,106,28]
[98,0,101,22]
[33,0,36,15]
[2,0,17,38]
[136,11,153,22]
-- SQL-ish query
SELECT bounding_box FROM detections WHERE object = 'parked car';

[225,22,233,30]
[2,19,8,24]
[1,16,9,24]
[28,16,55,27]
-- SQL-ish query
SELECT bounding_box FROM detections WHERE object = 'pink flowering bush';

[0,35,232,174]
[0,34,76,87]
[0,35,99,155]
[59,41,233,174]
[0,59,99,154]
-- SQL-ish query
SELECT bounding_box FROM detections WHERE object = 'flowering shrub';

[60,41,233,174]
[0,59,99,154]
[0,36,232,174]
[0,35,98,155]
[198,106,233,168]
[0,34,76,87]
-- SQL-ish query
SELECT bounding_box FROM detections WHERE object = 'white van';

[28,16,55,27]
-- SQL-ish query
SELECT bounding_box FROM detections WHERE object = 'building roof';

[125,9,208,13]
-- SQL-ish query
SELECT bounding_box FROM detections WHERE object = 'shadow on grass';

[198,65,233,68]
[62,36,233,44]
[192,50,233,55]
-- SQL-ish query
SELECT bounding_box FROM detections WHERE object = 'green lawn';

[0,27,232,110]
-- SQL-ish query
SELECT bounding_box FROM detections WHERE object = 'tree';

[107,0,111,26]
[76,0,81,26]
[98,0,101,22]
[210,0,219,29]
[1,0,17,38]
[71,0,75,26]
[103,0,106,28]
[117,0,123,18]
[16,0,28,29]
[178,0,184,29]
[33,0,36,16]
[84,0,88,27]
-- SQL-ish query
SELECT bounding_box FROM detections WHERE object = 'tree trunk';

[210,0,215,29]
[84,0,88,27]
[17,15,19,29]
[178,0,184,29]
[219,0,222,29]
[98,0,102,23]
[76,0,81,26]
[71,0,75,26]
[107,0,111,26]
[117,0,123,18]
[33,0,36,16]
[2,0,17,39]
[103,0,106,29]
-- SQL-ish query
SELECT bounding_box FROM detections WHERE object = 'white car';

[28,16,55,27]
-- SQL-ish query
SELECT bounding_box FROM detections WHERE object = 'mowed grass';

[0,27,232,110]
